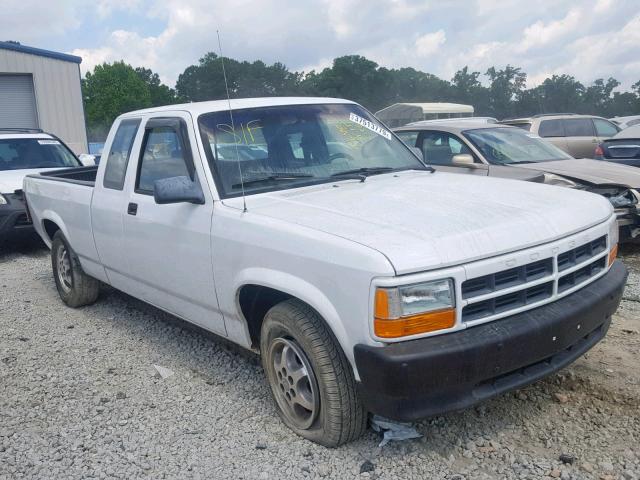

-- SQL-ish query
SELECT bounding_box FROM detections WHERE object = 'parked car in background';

[610,115,640,130]
[595,125,640,167]
[0,128,86,244]
[24,97,627,446]
[394,123,640,242]
[405,117,498,127]
[501,114,620,158]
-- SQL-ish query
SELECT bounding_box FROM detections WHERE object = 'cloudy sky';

[3,0,640,89]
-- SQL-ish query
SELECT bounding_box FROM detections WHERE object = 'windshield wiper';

[330,167,395,182]
[232,173,313,188]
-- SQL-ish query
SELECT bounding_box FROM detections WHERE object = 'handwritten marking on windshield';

[216,120,263,145]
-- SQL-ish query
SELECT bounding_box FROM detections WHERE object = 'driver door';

[119,114,225,336]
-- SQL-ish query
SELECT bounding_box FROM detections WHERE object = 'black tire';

[51,231,99,307]
[260,299,367,447]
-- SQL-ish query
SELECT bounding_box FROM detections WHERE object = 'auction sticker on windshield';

[349,113,391,140]
[37,140,61,145]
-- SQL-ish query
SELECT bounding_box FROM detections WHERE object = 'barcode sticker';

[37,139,60,145]
[349,113,392,140]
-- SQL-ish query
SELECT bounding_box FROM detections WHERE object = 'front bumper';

[0,192,33,239]
[354,260,627,421]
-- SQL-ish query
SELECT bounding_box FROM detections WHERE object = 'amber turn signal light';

[608,244,618,266]
[374,308,456,338]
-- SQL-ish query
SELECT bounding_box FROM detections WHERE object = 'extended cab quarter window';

[103,119,141,190]
[136,124,193,194]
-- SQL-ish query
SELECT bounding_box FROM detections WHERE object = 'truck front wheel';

[260,299,367,447]
[51,231,99,308]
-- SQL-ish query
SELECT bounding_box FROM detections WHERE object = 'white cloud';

[4,0,640,91]
[518,7,583,52]
[415,30,446,57]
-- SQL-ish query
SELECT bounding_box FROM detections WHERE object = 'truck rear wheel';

[51,231,99,307]
[260,299,367,447]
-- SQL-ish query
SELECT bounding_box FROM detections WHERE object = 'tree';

[485,65,527,118]
[83,61,152,140]
[135,67,181,106]
[537,75,585,114]
[582,78,620,116]
[451,67,489,114]
[175,53,303,102]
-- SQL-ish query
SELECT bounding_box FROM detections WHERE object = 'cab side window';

[136,124,193,194]
[103,119,141,190]
[419,131,473,165]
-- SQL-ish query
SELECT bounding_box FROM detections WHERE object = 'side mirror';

[451,154,475,166]
[410,147,424,161]
[78,154,96,166]
[154,176,205,205]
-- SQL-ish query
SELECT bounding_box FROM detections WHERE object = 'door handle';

[127,202,138,215]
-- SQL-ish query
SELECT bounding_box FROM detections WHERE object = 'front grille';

[558,257,606,293]
[461,258,552,299]
[462,235,608,322]
[557,236,606,271]
[463,281,553,322]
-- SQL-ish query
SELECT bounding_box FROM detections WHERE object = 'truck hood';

[239,171,613,275]
[516,158,640,188]
[0,168,60,193]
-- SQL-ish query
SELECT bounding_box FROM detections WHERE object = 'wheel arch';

[234,269,350,357]
[40,211,69,247]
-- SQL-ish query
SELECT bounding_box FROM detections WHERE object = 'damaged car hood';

[239,171,613,275]
[516,158,640,188]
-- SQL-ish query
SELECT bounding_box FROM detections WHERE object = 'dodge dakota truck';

[24,97,627,447]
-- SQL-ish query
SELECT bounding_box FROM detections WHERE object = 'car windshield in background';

[0,138,80,171]
[464,127,573,165]
[198,103,426,197]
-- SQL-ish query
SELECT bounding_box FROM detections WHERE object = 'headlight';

[543,173,578,188]
[0,194,7,205]
[374,279,455,338]
[608,189,637,208]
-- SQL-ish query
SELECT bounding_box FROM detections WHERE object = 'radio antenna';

[217,30,247,213]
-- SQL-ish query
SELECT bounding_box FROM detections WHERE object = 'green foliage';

[83,55,640,141]
[82,61,179,140]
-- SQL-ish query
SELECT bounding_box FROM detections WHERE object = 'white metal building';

[375,102,474,127]
[0,41,87,154]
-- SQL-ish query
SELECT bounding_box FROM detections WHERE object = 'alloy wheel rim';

[56,245,72,292]
[269,337,319,430]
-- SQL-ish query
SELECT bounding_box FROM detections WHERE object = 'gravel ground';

[0,239,639,480]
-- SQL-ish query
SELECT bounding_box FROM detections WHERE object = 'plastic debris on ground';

[153,364,174,379]
[370,415,422,447]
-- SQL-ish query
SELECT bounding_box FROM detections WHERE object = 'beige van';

[501,114,620,158]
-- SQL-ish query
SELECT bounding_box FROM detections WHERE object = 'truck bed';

[23,166,103,280]
[29,165,98,186]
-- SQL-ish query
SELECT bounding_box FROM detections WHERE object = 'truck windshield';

[198,103,426,197]
[464,127,573,164]
[0,138,80,171]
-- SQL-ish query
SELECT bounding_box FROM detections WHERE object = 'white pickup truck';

[24,97,627,446]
